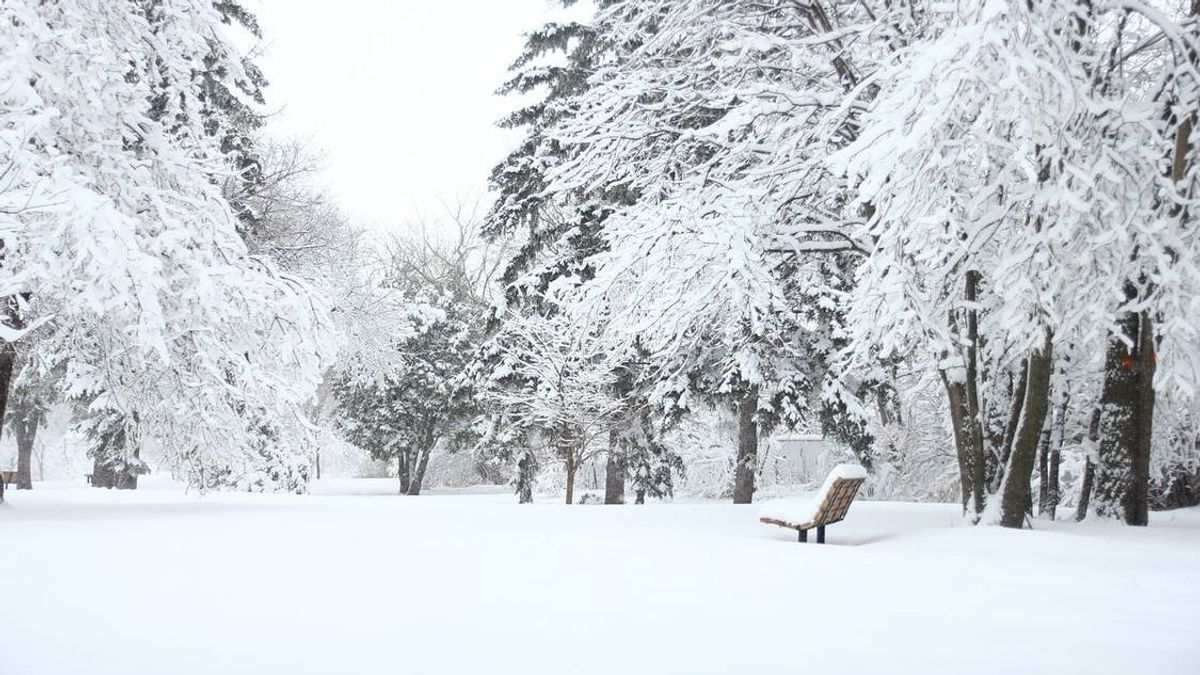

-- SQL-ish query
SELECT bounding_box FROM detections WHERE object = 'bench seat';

[758,464,867,543]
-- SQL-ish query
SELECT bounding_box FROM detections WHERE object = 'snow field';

[2,482,1197,675]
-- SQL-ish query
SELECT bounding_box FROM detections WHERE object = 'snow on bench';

[758,464,867,543]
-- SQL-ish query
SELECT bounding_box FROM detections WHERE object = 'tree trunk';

[1129,311,1155,525]
[604,431,626,505]
[995,362,1029,493]
[732,386,759,504]
[1075,409,1101,521]
[1095,305,1154,525]
[999,337,1053,529]
[0,341,11,503]
[941,272,987,520]
[14,405,40,490]
[397,452,411,495]
[1045,396,1066,520]
[516,450,536,504]
[942,370,985,519]
[1047,437,1061,520]
[406,443,433,496]
[962,271,987,516]
[1037,424,1050,515]
[564,452,577,505]
[1075,459,1096,521]
[942,373,973,514]
[634,489,645,505]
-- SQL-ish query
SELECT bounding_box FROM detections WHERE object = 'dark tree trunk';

[556,422,579,505]
[1075,409,1101,521]
[0,341,12,503]
[516,450,536,504]
[962,271,987,516]
[564,454,577,505]
[1076,460,1096,521]
[1045,396,1067,520]
[942,372,985,519]
[406,444,433,496]
[995,362,1030,493]
[0,345,11,424]
[942,373,973,514]
[14,405,40,490]
[1130,311,1155,525]
[1095,306,1155,525]
[1047,438,1061,520]
[1000,337,1053,529]
[1037,425,1050,515]
[604,431,626,505]
[732,386,759,504]
[397,452,411,495]
[941,272,986,520]
[634,489,646,505]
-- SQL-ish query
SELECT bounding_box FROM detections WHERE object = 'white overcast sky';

[254,1,591,235]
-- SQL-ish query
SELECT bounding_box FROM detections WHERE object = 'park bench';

[0,470,17,489]
[758,464,867,543]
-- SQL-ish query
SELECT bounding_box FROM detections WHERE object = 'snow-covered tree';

[537,0,897,503]
[474,307,627,504]
[482,2,684,504]
[0,0,335,492]
[335,291,478,496]
[832,0,1200,525]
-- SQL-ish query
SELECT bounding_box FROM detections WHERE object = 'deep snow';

[2,479,1197,675]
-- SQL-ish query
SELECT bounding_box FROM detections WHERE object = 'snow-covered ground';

[2,480,1197,675]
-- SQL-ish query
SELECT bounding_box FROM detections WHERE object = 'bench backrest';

[812,477,865,526]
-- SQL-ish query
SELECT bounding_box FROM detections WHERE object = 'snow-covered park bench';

[0,470,16,489]
[758,464,867,543]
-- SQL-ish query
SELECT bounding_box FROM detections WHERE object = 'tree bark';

[1037,424,1050,514]
[732,386,759,504]
[397,452,411,495]
[1075,459,1096,522]
[995,362,1029,493]
[406,445,433,496]
[942,373,973,514]
[0,341,12,500]
[962,271,987,516]
[0,341,12,503]
[564,452,577,505]
[999,337,1053,529]
[1045,396,1067,520]
[942,272,987,519]
[941,370,985,519]
[1095,305,1154,525]
[604,431,626,505]
[516,450,536,504]
[14,404,40,490]
[1075,409,1101,521]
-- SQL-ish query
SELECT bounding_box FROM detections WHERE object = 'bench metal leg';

[817,525,826,544]
[798,529,807,543]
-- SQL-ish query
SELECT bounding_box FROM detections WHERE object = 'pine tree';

[336,291,478,496]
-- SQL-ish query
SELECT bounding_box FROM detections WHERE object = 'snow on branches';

[0,1,336,491]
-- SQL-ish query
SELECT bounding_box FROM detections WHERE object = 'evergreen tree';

[336,292,478,496]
